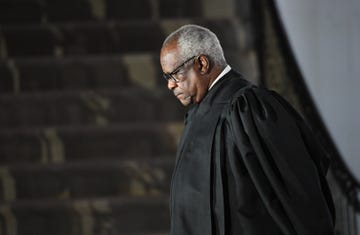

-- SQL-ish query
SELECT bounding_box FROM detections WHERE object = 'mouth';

[174,92,182,98]
[174,90,192,102]
[175,93,189,100]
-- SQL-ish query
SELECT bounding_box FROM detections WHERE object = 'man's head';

[160,24,227,106]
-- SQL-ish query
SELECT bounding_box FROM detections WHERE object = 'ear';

[197,55,210,75]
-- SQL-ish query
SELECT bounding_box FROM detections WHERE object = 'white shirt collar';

[208,65,231,90]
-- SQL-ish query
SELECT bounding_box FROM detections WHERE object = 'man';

[160,24,335,235]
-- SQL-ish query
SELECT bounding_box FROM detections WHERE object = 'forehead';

[160,41,180,73]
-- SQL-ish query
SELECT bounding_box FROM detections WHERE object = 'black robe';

[170,70,335,235]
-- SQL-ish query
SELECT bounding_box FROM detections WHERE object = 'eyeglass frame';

[163,55,197,83]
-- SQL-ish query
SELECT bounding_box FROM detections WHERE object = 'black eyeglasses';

[163,56,197,82]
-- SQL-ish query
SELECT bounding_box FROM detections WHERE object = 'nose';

[167,79,177,90]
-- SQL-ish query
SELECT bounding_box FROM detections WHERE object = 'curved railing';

[251,0,359,234]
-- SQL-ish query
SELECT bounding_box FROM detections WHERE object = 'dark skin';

[160,39,225,106]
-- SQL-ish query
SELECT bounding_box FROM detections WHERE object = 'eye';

[177,69,186,75]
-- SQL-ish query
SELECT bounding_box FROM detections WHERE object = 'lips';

[177,94,192,102]
[174,91,182,98]
[174,90,190,101]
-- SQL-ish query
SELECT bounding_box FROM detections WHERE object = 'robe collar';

[186,69,251,119]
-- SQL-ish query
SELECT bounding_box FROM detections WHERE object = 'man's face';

[160,42,205,106]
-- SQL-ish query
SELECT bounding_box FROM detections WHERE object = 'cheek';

[179,75,197,94]
[179,81,193,95]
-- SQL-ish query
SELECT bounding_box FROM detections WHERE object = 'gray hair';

[162,24,227,67]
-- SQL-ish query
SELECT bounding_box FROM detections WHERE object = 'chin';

[179,97,193,106]
[180,100,191,106]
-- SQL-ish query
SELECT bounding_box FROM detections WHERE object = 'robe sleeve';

[227,86,335,235]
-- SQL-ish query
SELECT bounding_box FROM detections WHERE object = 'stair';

[1,196,170,235]
[1,159,173,200]
[0,0,257,234]
[0,89,183,127]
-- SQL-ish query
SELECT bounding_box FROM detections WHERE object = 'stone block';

[0,89,184,127]
[58,124,177,161]
[0,63,13,92]
[2,27,57,57]
[1,197,170,235]
[6,159,173,200]
[60,24,113,55]
[159,0,203,18]
[16,56,129,92]
[108,197,170,234]
[106,0,153,20]
[0,0,44,25]
[0,124,178,165]
[112,23,164,53]
[0,130,42,165]
[17,59,62,92]
[60,56,129,89]
[10,201,74,235]
[44,0,94,22]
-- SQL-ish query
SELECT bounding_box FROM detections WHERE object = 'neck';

[208,64,226,89]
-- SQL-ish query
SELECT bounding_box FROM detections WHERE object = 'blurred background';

[0,0,358,234]
[275,0,360,232]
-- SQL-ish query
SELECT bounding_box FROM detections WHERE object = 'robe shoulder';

[224,85,335,235]
[227,85,330,174]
